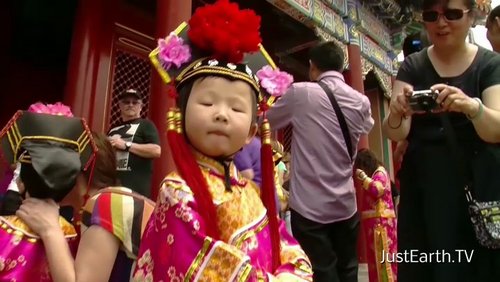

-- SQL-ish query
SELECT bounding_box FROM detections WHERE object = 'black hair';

[422,0,475,10]
[402,30,430,57]
[308,41,345,72]
[19,133,118,202]
[20,163,75,202]
[85,132,119,189]
[354,149,383,177]
[487,5,500,25]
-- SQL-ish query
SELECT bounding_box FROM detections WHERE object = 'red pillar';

[64,0,114,132]
[149,0,193,200]
[344,44,369,150]
[344,43,369,264]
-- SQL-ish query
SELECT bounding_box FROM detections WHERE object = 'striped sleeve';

[82,188,155,259]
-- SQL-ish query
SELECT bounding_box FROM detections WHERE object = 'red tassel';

[260,118,281,271]
[166,109,220,240]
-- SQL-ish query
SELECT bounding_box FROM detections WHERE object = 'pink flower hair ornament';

[158,33,192,70]
[256,66,293,98]
[28,102,74,117]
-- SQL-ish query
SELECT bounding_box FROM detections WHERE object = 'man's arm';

[360,95,375,134]
[266,84,299,130]
[130,119,161,159]
[129,143,161,159]
[109,137,161,159]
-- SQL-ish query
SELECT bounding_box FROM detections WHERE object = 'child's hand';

[355,169,367,181]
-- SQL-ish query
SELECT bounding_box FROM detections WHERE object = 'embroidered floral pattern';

[167,234,174,245]
[132,168,313,281]
[167,266,185,282]
[133,249,154,282]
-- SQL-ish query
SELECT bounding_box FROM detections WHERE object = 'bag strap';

[318,81,353,161]
[439,115,475,201]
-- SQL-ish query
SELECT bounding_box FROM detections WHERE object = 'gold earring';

[175,109,183,134]
[167,108,177,132]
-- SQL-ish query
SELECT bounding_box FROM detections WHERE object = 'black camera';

[408,90,439,112]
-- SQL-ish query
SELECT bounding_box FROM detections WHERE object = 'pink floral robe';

[360,167,397,282]
[0,215,78,282]
[133,154,312,281]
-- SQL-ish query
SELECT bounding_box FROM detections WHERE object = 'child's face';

[185,76,257,158]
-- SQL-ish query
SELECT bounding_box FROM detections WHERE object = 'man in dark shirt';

[108,89,161,198]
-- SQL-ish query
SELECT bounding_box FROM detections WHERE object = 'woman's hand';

[16,198,61,238]
[431,84,480,116]
[389,84,414,117]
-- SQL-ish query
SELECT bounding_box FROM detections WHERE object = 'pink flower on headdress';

[256,66,294,97]
[28,102,51,114]
[158,33,191,70]
[49,102,74,117]
[28,102,73,117]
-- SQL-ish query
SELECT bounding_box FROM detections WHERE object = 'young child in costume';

[0,103,155,281]
[0,103,96,281]
[272,140,289,213]
[133,1,312,281]
[0,163,20,215]
[355,149,397,282]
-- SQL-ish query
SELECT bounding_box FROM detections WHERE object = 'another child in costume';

[0,103,155,281]
[17,134,155,281]
[272,140,289,213]
[0,103,96,281]
[355,149,397,282]
[0,163,21,215]
[133,1,312,281]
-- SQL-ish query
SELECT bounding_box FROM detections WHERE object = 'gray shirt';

[267,71,374,223]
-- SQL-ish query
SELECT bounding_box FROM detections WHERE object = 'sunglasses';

[422,9,469,22]
[120,100,141,105]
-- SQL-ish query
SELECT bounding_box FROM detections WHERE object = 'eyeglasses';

[422,9,469,22]
[120,100,141,105]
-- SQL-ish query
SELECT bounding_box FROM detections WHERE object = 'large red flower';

[188,0,262,63]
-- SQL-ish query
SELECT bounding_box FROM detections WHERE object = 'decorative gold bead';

[175,111,183,134]
[261,119,271,144]
[167,109,177,131]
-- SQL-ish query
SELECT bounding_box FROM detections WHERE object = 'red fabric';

[188,0,261,63]
[167,130,220,240]
[260,135,281,271]
[95,192,114,233]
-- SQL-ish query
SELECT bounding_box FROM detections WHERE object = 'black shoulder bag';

[441,115,500,249]
[318,81,354,161]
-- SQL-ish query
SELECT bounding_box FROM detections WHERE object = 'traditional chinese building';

[2,0,424,267]
[1,0,423,209]
[266,0,424,179]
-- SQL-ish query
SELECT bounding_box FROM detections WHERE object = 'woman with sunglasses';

[383,0,500,281]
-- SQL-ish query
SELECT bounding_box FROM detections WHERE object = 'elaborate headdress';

[150,0,293,270]
[0,102,97,202]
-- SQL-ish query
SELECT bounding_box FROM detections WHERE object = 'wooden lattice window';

[109,49,152,128]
